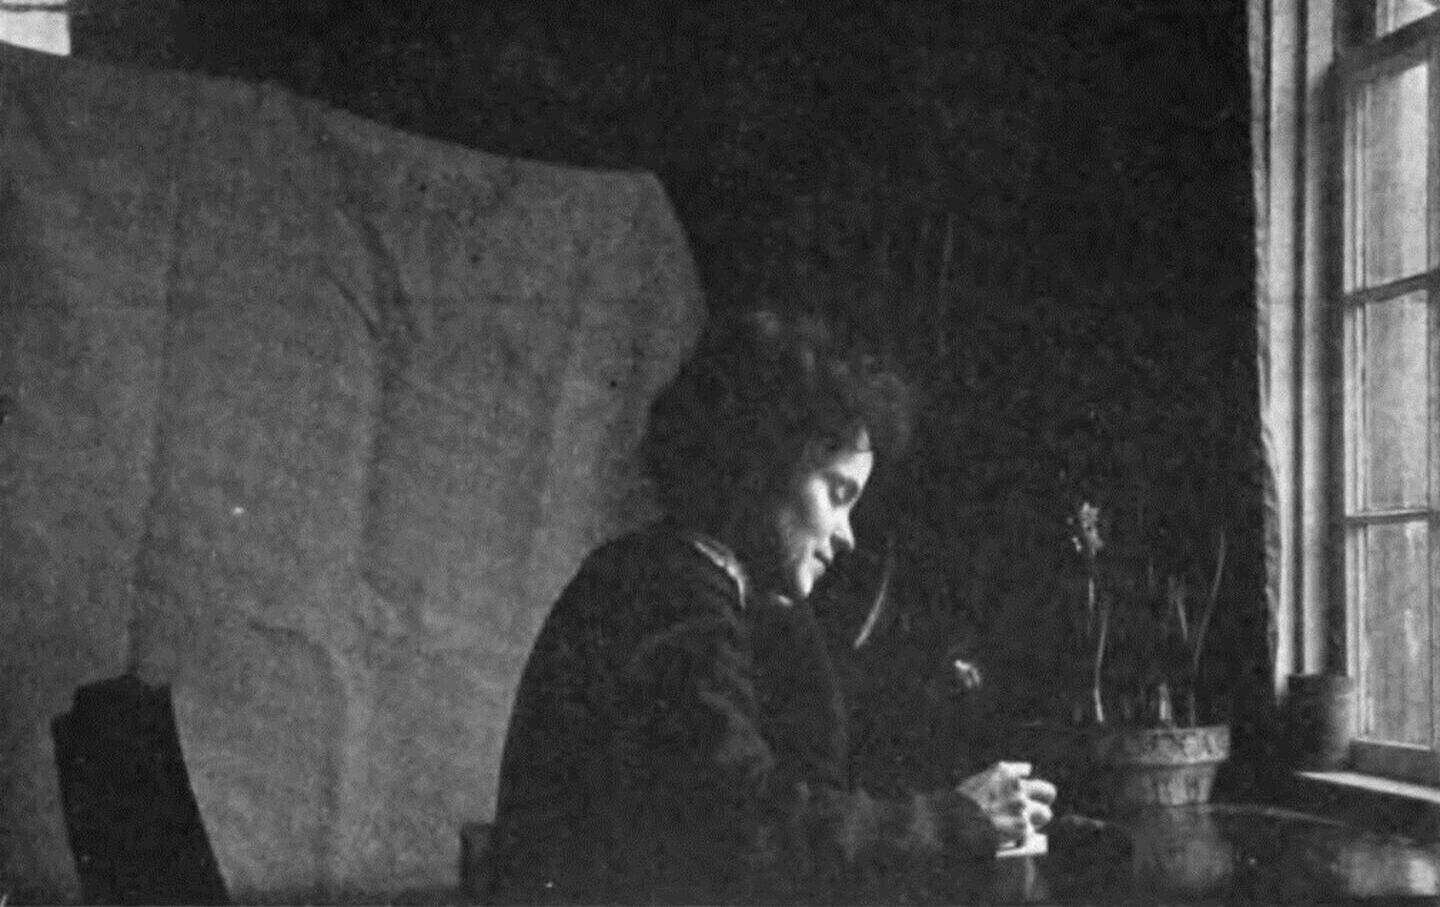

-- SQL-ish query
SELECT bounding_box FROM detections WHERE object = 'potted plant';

[1038,499,1231,812]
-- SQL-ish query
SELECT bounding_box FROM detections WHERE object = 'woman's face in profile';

[769,438,874,601]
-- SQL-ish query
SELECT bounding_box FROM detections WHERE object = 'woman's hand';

[956,761,1057,846]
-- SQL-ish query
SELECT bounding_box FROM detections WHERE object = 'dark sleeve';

[617,558,1002,896]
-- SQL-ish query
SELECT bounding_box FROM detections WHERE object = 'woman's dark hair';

[640,309,912,531]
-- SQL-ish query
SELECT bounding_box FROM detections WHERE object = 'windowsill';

[1290,769,1440,843]
[1296,770,1440,806]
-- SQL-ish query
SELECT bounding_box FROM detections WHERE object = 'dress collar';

[683,530,798,611]
[685,530,750,609]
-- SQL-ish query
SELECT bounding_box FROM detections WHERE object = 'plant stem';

[1190,529,1227,681]
[1092,595,1110,725]
[1086,574,1097,634]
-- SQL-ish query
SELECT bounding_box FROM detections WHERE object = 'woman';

[491,310,1055,903]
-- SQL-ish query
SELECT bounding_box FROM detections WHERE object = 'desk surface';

[995,803,1440,903]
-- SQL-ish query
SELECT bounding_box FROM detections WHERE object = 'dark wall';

[73,0,1267,791]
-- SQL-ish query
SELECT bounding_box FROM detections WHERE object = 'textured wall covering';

[66,10,1264,743]
[0,43,702,899]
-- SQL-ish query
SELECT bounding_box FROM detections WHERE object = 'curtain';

[0,42,702,899]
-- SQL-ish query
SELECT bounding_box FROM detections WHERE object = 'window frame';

[1333,1,1440,784]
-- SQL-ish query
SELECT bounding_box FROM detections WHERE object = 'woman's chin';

[784,573,816,602]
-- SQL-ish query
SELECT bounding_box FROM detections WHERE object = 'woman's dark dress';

[491,524,999,903]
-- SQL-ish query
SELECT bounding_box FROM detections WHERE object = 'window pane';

[1356,520,1432,745]
[1352,62,1429,288]
[0,7,69,56]
[1360,291,1430,510]
[1376,0,1440,36]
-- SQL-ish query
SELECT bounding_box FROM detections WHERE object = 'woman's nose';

[834,517,856,555]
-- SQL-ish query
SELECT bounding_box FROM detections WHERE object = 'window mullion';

[1343,506,1432,522]
[1341,11,1440,80]
[1345,270,1435,303]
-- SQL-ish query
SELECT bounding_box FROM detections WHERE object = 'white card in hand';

[996,833,1048,859]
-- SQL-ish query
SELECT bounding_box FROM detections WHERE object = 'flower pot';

[1010,720,1231,815]
[1091,724,1230,810]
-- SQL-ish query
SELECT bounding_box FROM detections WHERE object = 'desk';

[459,806,1439,904]
[992,804,1440,902]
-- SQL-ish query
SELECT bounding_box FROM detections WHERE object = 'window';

[1338,0,1440,783]
[0,0,70,56]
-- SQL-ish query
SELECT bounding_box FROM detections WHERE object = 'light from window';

[0,0,69,56]
[1348,63,1428,289]
[1358,292,1428,511]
